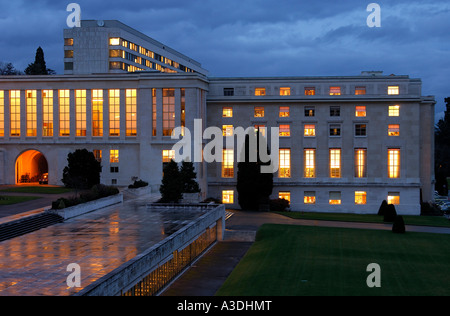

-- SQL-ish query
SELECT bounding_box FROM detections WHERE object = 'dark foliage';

[378,200,388,216]
[269,198,290,212]
[159,160,183,203]
[62,149,102,189]
[180,160,200,193]
[128,179,148,189]
[392,215,406,234]
[51,184,119,209]
[383,204,397,222]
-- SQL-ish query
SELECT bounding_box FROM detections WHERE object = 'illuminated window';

[279,192,291,202]
[255,88,266,96]
[64,50,73,58]
[0,91,4,137]
[42,90,53,137]
[329,191,341,205]
[222,190,234,204]
[279,149,291,178]
[305,106,315,117]
[92,89,103,137]
[279,106,290,117]
[64,38,73,46]
[388,124,400,136]
[162,88,174,136]
[304,149,316,178]
[304,87,315,96]
[10,90,20,137]
[389,105,400,116]
[126,89,137,136]
[109,37,121,46]
[355,87,366,95]
[110,149,119,163]
[330,106,340,116]
[222,125,233,137]
[109,89,120,136]
[355,106,366,117]
[152,88,157,136]
[75,90,86,136]
[355,191,367,205]
[388,149,400,178]
[26,90,37,137]
[329,124,341,136]
[162,150,175,163]
[304,124,315,137]
[59,90,70,136]
[222,149,234,178]
[355,124,366,136]
[387,192,400,205]
[181,89,185,136]
[93,150,102,162]
[222,107,233,117]
[280,87,290,96]
[388,86,399,95]
[355,149,367,178]
[304,191,316,204]
[329,87,341,95]
[254,125,266,137]
[329,149,341,178]
[279,124,290,137]
[254,107,264,117]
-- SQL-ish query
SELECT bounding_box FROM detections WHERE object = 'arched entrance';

[15,150,48,184]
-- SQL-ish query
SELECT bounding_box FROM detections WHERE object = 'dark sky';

[0,0,449,121]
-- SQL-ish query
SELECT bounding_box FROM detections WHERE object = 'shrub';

[269,198,290,212]
[128,179,148,189]
[383,204,397,222]
[378,200,388,216]
[51,184,119,209]
[392,215,406,234]
[202,197,222,204]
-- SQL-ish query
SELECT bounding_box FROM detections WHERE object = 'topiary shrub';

[383,204,397,222]
[392,215,406,234]
[378,200,388,216]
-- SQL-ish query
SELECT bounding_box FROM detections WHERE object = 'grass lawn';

[0,186,72,194]
[0,196,41,205]
[275,211,450,227]
[216,224,450,296]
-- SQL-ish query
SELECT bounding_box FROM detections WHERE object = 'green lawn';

[0,195,41,205]
[216,224,450,296]
[0,186,72,194]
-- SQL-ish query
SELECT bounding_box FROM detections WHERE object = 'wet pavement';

[0,194,208,296]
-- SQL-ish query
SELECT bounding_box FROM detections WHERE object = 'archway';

[15,150,48,184]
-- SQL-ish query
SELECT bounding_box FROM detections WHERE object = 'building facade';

[0,21,435,215]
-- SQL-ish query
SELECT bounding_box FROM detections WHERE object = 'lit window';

[254,125,266,137]
[109,89,120,136]
[387,192,400,205]
[329,124,341,137]
[329,191,341,205]
[59,90,70,137]
[110,150,119,163]
[222,190,234,204]
[355,106,366,117]
[279,124,290,137]
[355,124,366,136]
[329,87,341,95]
[388,149,400,178]
[0,91,4,137]
[355,191,367,205]
[126,89,137,136]
[26,90,37,137]
[64,50,73,58]
[93,150,102,162]
[330,149,341,178]
[152,89,157,136]
[388,86,399,95]
[222,149,234,178]
[222,125,234,137]
[279,149,291,178]
[279,192,291,202]
[279,106,290,117]
[222,107,233,117]
[181,89,185,136]
[10,90,21,137]
[109,38,121,46]
[42,90,53,137]
[330,106,340,116]
[75,89,86,137]
[304,149,316,178]
[304,124,315,137]
[355,87,366,95]
[255,88,266,96]
[162,150,175,163]
[64,38,73,46]
[355,149,367,178]
[254,107,264,117]
[305,106,315,117]
[304,191,316,204]
[388,124,400,136]
[92,89,103,137]
[280,87,291,96]
[304,87,315,96]
[389,105,400,116]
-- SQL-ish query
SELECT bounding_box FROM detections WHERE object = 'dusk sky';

[0,0,449,121]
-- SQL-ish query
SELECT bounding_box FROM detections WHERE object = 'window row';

[222,86,400,97]
[222,105,401,118]
[220,148,401,179]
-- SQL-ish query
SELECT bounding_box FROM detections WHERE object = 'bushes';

[392,215,406,234]
[269,198,290,212]
[128,179,148,189]
[51,184,119,210]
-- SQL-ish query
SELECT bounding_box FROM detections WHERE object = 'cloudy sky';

[0,0,449,121]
